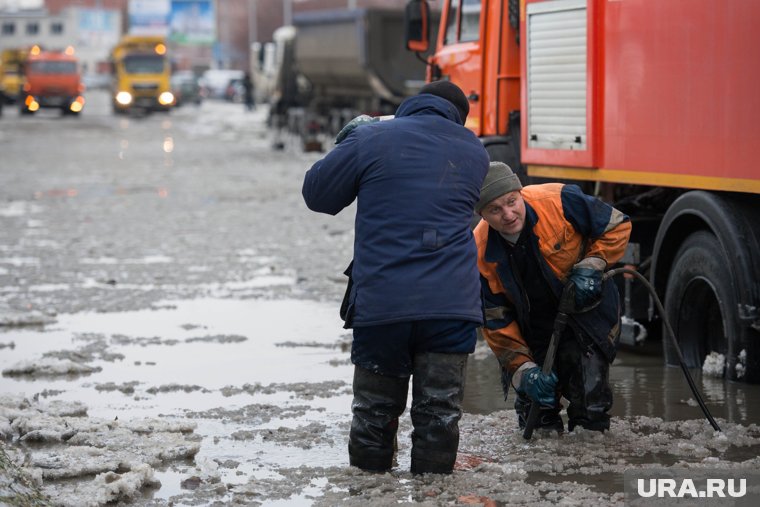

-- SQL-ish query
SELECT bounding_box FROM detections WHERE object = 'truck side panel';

[603,0,759,182]
[522,0,760,191]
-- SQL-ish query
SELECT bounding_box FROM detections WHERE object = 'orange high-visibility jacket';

[474,183,632,374]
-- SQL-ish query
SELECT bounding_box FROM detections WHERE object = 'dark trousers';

[349,352,469,474]
[504,334,612,432]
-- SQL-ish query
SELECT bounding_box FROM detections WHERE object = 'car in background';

[171,71,202,107]
[198,69,243,99]
[224,77,244,102]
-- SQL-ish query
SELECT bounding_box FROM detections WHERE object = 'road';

[1,91,759,506]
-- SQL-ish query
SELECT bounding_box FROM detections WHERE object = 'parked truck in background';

[405,0,760,382]
[19,46,85,116]
[0,47,30,104]
[270,7,437,151]
[110,35,174,114]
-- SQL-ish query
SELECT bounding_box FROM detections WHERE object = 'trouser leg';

[410,352,468,475]
[348,365,409,471]
[556,337,612,432]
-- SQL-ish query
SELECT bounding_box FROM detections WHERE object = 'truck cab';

[406,0,760,383]
[20,46,85,116]
[111,35,174,114]
[1,48,30,104]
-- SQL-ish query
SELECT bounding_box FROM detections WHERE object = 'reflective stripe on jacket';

[475,183,632,373]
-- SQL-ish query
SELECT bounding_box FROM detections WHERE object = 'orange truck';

[405,0,760,382]
[20,46,85,116]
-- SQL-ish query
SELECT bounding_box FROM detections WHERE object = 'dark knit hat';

[476,161,523,213]
[419,80,469,124]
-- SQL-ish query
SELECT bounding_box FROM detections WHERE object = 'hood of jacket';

[395,93,464,125]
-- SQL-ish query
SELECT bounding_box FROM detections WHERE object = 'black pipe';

[604,267,721,432]
[523,267,721,440]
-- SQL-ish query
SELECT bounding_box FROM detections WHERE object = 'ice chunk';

[702,351,725,378]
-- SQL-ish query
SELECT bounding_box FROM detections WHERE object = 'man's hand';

[335,114,378,144]
[567,257,605,311]
[517,366,558,407]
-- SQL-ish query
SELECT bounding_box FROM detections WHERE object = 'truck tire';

[663,230,741,380]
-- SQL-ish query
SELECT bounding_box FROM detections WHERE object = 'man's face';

[480,191,526,235]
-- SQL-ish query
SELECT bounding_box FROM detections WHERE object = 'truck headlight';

[158,91,175,106]
[115,91,132,105]
[70,96,85,113]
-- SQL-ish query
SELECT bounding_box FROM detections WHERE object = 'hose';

[604,267,722,432]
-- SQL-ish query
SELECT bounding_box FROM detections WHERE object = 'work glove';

[334,114,378,144]
[516,366,558,407]
[567,257,605,311]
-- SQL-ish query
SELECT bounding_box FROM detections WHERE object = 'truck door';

[435,0,484,135]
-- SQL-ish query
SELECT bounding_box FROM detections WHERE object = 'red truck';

[405,0,760,382]
[20,46,85,116]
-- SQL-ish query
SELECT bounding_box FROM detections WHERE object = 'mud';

[2,93,759,506]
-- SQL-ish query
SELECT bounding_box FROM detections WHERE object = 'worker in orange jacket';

[474,162,632,432]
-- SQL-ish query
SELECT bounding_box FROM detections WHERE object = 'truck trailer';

[406,0,760,382]
[270,8,437,150]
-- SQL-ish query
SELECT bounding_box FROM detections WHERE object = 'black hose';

[604,267,722,432]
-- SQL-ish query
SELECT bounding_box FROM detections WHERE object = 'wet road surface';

[1,91,759,505]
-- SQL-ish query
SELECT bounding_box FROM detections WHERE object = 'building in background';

[2,0,425,83]
[0,5,122,79]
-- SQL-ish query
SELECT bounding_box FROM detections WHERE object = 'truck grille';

[132,83,159,92]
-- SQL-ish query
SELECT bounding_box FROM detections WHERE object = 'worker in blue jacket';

[302,81,489,474]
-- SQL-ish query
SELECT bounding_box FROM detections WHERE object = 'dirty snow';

[702,351,726,378]
[2,93,759,505]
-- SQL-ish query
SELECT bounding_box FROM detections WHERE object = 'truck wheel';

[663,230,741,380]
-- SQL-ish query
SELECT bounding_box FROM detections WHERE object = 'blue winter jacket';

[302,94,489,327]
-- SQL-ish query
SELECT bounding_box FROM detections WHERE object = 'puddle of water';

[1,298,351,408]
[463,343,760,426]
[3,299,760,505]
[1,298,355,502]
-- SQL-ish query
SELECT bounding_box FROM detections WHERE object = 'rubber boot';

[514,393,564,433]
[501,369,564,433]
[409,352,468,475]
[348,366,409,472]
[556,338,612,432]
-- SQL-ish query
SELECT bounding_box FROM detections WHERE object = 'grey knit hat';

[476,161,523,213]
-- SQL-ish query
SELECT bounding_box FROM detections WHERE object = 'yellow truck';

[110,35,174,114]
[0,48,29,104]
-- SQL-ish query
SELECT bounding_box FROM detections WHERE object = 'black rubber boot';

[409,352,468,475]
[501,369,564,433]
[348,366,409,472]
[556,337,612,432]
[514,393,564,433]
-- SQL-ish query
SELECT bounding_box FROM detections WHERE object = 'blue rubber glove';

[517,366,558,407]
[567,265,603,311]
[335,114,378,144]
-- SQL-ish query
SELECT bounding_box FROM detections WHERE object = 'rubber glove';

[517,366,558,407]
[567,257,605,311]
[334,114,378,144]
